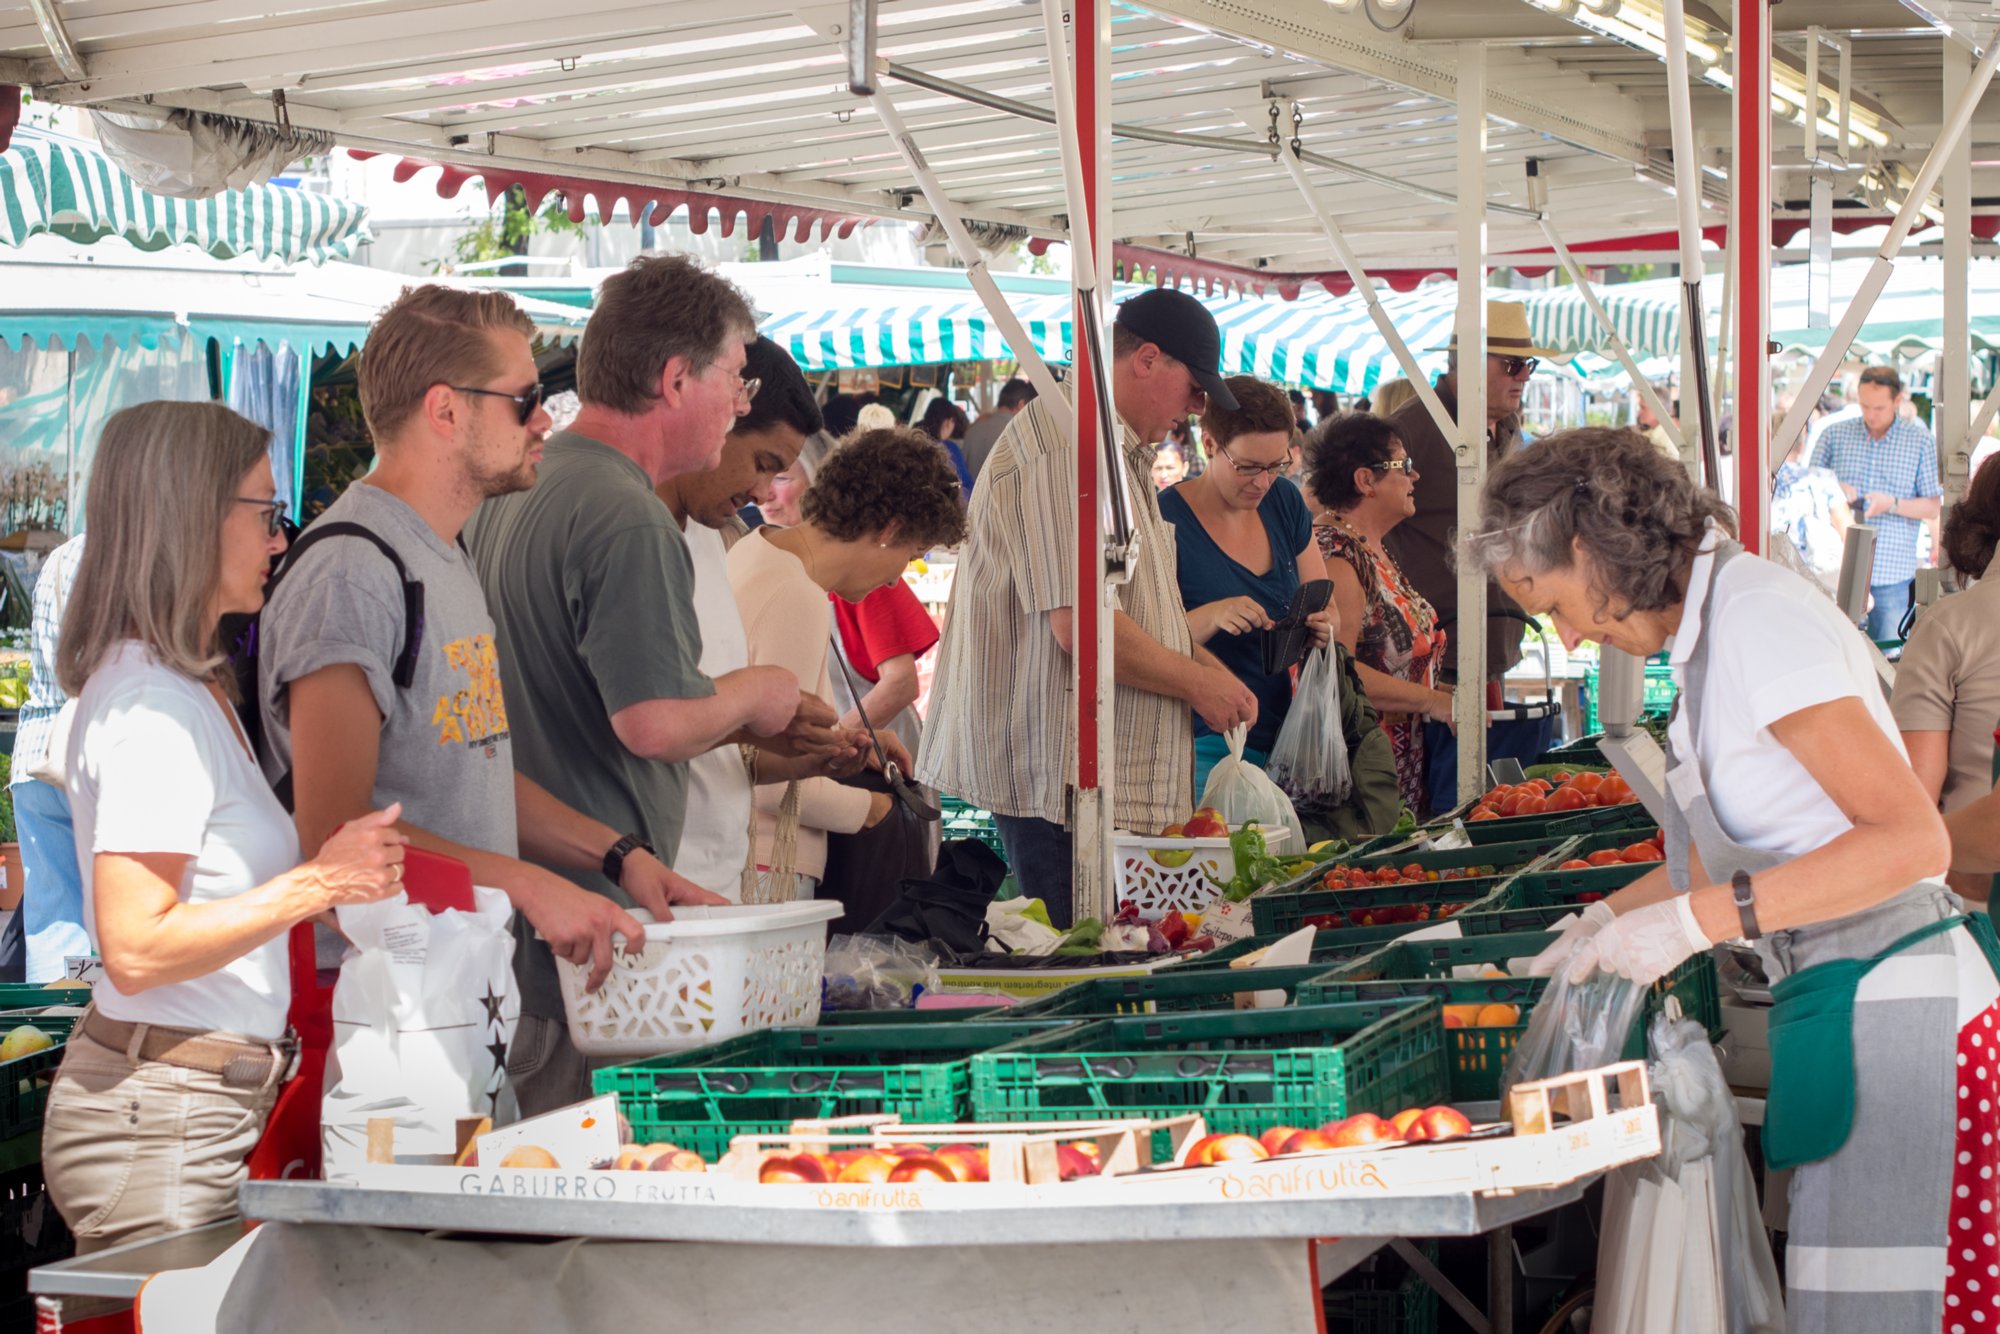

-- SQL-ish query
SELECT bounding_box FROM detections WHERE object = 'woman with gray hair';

[42,401,407,1253]
[1466,425,1999,1329]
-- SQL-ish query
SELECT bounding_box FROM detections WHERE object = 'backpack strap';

[268,521,425,689]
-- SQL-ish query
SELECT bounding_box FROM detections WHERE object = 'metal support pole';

[1942,41,1974,509]
[1733,0,1771,551]
[1662,0,1718,488]
[1275,139,1457,445]
[1454,43,1488,803]
[1768,31,2000,484]
[1969,373,2000,447]
[866,94,1066,411]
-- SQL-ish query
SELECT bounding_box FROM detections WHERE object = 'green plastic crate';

[1302,930,1720,1099]
[1498,862,1657,907]
[1250,875,1518,938]
[1323,1242,1440,1334]
[816,1006,1006,1026]
[592,1021,1064,1160]
[0,986,84,1014]
[1582,661,1677,734]
[1006,964,1349,1020]
[1168,920,1483,973]
[0,1014,76,1141]
[1459,801,1657,845]
[1308,835,1570,878]
[939,797,1007,857]
[969,998,1448,1153]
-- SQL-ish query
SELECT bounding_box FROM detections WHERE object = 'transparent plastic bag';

[1266,646,1352,806]
[1593,1008,1785,1334]
[1500,954,1648,1095]
[819,933,942,1012]
[1197,724,1306,850]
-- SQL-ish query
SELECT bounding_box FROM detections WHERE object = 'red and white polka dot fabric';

[1946,1000,2000,1332]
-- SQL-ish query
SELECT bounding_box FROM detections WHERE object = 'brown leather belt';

[81,1008,298,1090]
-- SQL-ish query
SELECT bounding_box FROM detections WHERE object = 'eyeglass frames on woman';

[1219,444,1289,479]
[448,382,546,426]
[1371,458,1419,477]
[235,497,290,538]
[1492,356,1539,378]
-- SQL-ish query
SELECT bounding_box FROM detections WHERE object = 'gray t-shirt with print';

[258,481,520,861]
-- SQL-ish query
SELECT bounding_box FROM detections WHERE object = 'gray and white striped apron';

[1664,536,2000,1333]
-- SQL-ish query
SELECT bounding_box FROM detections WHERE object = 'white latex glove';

[1524,899,1618,977]
[1567,895,1712,987]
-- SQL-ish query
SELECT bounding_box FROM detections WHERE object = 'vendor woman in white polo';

[1466,426,2000,1332]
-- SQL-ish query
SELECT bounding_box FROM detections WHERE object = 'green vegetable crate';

[816,1006,1005,1027]
[1167,918,1496,972]
[0,985,84,1014]
[1463,861,1659,925]
[592,1021,1067,1161]
[940,797,1007,858]
[1300,931,1722,1101]
[1534,827,1664,873]
[969,998,1448,1156]
[1006,964,1349,1020]
[0,1013,77,1141]
[1459,800,1657,846]
[1249,875,1518,938]
[1296,835,1574,881]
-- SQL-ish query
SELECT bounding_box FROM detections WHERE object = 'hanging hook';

[271,88,291,133]
[1290,101,1303,157]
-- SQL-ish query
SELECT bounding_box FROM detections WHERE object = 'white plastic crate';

[551,901,842,1057]
[1110,825,1290,916]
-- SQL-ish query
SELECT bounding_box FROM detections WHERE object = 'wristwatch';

[1730,869,1763,941]
[602,833,656,886]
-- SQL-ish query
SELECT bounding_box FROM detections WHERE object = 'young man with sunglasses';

[1382,300,1554,684]
[258,286,723,1067]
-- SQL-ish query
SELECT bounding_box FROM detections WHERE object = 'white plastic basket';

[550,901,842,1057]
[1109,825,1290,916]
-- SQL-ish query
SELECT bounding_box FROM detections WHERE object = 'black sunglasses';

[449,382,546,426]
[235,497,289,538]
[1492,355,1539,378]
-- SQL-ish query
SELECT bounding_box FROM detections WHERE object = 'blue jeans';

[1867,580,1912,645]
[993,814,1075,930]
[1193,733,1269,803]
[15,777,87,985]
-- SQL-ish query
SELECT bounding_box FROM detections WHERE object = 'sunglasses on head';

[235,497,290,538]
[449,381,547,426]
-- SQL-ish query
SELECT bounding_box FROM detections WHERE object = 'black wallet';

[1262,579,1333,675]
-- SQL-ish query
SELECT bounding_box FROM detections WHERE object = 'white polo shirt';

[677,522,753,899]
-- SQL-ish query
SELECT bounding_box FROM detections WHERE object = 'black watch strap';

[1731,869,1762,941]
[602,833,655,885]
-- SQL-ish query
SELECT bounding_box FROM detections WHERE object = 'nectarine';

[1328,1114,1398,1147]
[934,1144,990,1183]
[1260,1126,1305,1156]
[498,1145,559,1169]
[1411,1106,1473,1143]
[1389,1108,1425,1138]
[837,1152,898,1183]
[758,1153,830,1184]
[887,1155,958,1183]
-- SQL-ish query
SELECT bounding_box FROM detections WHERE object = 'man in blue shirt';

[1810,366,1941,642]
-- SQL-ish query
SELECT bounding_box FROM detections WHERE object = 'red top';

[832,580,940,683]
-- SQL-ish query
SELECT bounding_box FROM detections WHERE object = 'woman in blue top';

[1159,377,1334,793]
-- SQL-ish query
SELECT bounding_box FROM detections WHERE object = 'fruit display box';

[1169,923,1474,973]
[1465,862,1659,924]
[1455,800,1657,847]
[1004,964,1352,1021]
[967,998,1447,1157]
[592,1021,1070,1161]
[0,1012,77,1142]
[1302,930,1721,1096]
[1249,874,1518,938]
[1535,827,1664,873]
[934,956,1182,999]
[1288,836,1571,881]
[1110,823,1291,916]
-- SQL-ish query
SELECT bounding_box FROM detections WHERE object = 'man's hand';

[737,665,806,736]
[755,692,853,761]
[1188,664,1258,734]
[620,849,730,923]
[1839,481,1859,503]
[1863,491,1896,517]
[512,874,649,995]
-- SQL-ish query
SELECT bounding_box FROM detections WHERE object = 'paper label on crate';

[63,955,105,983]
[1200,898,1258,945]
[474,1094,622,1170]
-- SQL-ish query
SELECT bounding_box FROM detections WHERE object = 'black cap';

[1113,287,1238,411]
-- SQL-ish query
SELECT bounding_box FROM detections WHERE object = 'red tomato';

[1620,842,1665,863]
[1586,849,1624,867]
[1515,795,1549,816]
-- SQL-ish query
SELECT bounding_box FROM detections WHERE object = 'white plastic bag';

[1265,646,1352,805]
[1197,724,1306,851]
[321,886,520,1182]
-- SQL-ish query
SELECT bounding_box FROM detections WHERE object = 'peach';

[1260,1126,1306,1156]
[1279,1128,1339,1154]
[836,1152,898,1183]
[758,1153,830,1184]
[1389,1108,1426,1139]
[886,1154,958,1183]
[1412,1106,1473,1143]
[1327,1115,1398,1148]
[934,1144,990,1183]
[498,1145,559,1169]
[650,1150,706,1173]
[1055,1144,1099,1180]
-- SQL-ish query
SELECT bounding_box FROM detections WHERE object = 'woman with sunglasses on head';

[40,401,408,1254]
[1158,378,1335,793]
[1306,413,1455,817]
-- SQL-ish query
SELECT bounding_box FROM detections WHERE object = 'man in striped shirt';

[918,289,1259,928]
[1809,366,1941,642]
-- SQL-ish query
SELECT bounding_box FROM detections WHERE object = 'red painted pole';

[1073,6,1101,793]
[1733,0,1769,550]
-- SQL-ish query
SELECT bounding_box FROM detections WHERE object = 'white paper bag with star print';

[321,885,520,1183]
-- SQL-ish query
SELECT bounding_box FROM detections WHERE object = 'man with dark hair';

[1810,365,1941,641]
[467,258,845,1113]
[960,377,1039,481]
[920,288,1256,927]
[656,337,865,898]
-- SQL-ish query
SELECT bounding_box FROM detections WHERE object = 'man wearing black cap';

[918,287,1258,927]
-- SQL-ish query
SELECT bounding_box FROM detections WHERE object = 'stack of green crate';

[940,797,1007,858]
[1006,964,1346,1020]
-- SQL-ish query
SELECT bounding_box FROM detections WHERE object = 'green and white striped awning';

[0,129,369,265]
[757,280,1682,393]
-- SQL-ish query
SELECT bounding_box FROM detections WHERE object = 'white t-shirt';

[68,641,302,1039]
[676,523,753,899]
[1667,535,1919,862]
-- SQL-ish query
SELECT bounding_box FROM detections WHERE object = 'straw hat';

[1435,300,1562,360]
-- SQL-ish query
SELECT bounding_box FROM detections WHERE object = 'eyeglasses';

[1491,356,1539,378]
[235,497,289,538]
[1371,458,1419,477]
[448,382,546,426]
[736,376,763,406]
[1218,444,1289,479]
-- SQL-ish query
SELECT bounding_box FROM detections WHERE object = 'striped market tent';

[758,278,1681,393]
[0,129,369,265]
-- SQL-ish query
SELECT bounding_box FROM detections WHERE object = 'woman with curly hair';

[1306,413,1454,815]
[727,427,968,906]
[1468,426,1996,1331]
